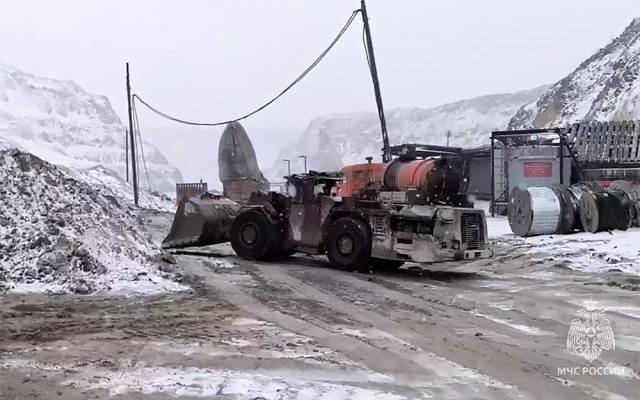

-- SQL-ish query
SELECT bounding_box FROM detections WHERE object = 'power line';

[131,99,153,191]
[132,9,361,127]
[362,25,371,70]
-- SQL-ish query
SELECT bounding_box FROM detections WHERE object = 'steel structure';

[490,129,576,216]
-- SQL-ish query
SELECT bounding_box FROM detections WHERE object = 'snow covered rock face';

[0,63,182,193]
[509,18,640,129]
[0,150,183,295]
[267,86,547,179]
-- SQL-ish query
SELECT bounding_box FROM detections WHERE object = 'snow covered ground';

[487,216,640,276]
[64,365,403,400]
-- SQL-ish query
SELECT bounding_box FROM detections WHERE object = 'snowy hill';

[509,18,640,129]
[267,86,547,179]
[0,63,182,193]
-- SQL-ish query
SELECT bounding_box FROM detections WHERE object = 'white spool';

[509,186,561,236]
[527,187,561,235]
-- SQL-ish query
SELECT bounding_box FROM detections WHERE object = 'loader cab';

[284,172,343,251]
[284,173,342,203]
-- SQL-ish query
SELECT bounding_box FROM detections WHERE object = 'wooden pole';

[126,63,139,206]
[361,0,390,163]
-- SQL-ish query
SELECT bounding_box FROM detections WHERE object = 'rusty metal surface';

[337,162,386,197]
[383,158,461,203]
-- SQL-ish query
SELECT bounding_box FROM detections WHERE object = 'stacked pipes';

[508,181,638,237]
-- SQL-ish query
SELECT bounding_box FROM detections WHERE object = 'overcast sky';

[1,0,639,184]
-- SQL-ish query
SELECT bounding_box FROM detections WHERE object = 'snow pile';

[0,149,184,294]
[488,217,640,276]
[509,18,640,128]
[267,86,548,179]
[0,62,183,193]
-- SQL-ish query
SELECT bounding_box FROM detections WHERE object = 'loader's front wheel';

[326,217,371,273]
[230,210,276,261]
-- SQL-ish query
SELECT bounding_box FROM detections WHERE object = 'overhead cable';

[132,9,361,127]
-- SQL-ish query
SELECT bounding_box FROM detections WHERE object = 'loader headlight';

[452,240,460,250]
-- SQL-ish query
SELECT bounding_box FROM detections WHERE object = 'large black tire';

[326,217,371,273]
[230,209,278,261]
[370,258,405,271]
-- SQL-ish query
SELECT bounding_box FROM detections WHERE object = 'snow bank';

[0,149,184,295]
[488,217,640,276]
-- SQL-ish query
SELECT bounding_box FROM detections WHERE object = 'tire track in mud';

[197,260,526,399]
[248,262,636,400]
[349,269,640,400]
[184,260,438,399]
[0,293,238,343]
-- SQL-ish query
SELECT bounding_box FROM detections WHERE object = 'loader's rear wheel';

[231,210,276,261]
[326,217,371,273]
[370,258,405,271]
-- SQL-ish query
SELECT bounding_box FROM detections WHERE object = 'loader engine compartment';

[369,205,490,263]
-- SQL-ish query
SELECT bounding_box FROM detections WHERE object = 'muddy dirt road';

[1,211,639,399]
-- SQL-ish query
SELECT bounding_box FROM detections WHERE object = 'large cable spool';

[508,186,561,236]
[579,185,633,233]
[609,180,640,227]
[553,186,581,234]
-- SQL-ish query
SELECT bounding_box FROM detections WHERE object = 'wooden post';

[361,0,390,163]
[126,63,139,206]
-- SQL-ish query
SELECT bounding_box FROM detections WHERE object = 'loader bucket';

[162,192,241,249]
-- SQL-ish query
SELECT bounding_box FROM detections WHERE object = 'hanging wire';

[132,9,361,127]
[362,24,372,71]
[131,99,153,191]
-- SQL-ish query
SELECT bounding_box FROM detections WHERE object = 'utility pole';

[126,63,139,206]
[361,0,390,163]
[298,155,307,173]
[125,129,129,182]
[446,130,451,147]
[283,159,291,176]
